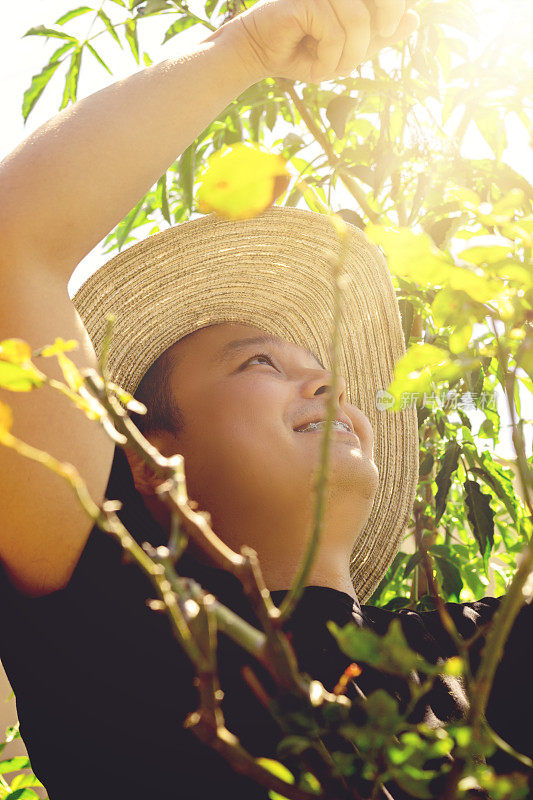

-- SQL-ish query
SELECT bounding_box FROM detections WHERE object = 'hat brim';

[73,206,418,602]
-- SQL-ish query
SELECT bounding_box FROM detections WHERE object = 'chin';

[321,452,379,502]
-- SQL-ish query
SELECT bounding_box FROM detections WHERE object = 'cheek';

[181,377,289,464]
[349,408,374,455]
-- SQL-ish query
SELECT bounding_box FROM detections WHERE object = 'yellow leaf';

[449,322,473,355]
[197,143,290,220]
[39,338,78,357]
[256,758,294,800]
[108,382,146,414]
[492,189,525,216]
[431,287,470,328]
[0,339,32,364]
[57,352,83,391]
[444,187,480,212]
[365,225,453,286]
[448,266,506,303]
[0,401,13,437]
[458,245,512,266]
[0,361,44,392]
[444,656,464,677]
[386,344,464,409]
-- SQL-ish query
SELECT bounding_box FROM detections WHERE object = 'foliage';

[4,0,533,797]
[0,724,47,799]
[19,0,533,609]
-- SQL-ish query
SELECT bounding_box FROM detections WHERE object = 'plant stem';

[278,209,350,623]
[276,80,380,223]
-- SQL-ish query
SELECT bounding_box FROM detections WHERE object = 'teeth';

[298,420,351,433]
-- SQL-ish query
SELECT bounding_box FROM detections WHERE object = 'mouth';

[293,419,361,447]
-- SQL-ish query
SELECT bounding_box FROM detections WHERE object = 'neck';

[142,494,360,605]
[254,548,359,603]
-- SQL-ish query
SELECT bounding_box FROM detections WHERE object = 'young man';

[0,1,531,798]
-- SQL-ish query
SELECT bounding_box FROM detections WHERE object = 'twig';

[276,79,380,223]
[277,209,350,623]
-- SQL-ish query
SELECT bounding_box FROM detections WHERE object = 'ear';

[124,446,161,496]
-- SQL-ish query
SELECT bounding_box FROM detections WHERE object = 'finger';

[328,0,371,76]
[365,9,419,59]
[306,0,347,82]
[374,0,406,38]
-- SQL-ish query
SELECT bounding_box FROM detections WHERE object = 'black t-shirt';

[0,447,531,799]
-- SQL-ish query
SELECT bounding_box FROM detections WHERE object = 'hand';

[232,0,420,84]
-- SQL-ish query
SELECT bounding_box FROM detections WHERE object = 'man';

[0,1,531,799]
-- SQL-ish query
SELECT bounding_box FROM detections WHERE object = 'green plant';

[3,0,532,796]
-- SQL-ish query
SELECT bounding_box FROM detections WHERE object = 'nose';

[301,367,347,403]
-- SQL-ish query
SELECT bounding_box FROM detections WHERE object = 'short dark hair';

[130,344,185,436]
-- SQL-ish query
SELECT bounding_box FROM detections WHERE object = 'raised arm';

[0,0,418,597]
[0,21,257,277]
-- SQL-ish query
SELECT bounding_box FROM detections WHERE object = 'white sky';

[1,0,532,461]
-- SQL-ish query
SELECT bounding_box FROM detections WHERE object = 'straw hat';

[73,206,419,602]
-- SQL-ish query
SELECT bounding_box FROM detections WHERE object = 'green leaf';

[137,0,173,14]
[419,451,434,476]
[469,457,519,529]
[475,106,507,160]
[365,689,402,732]
[49,41,77,65]
[55,6,93,25]
[23,25,77,41]
[22,61,61,122]
[416,594,437,612]
[179,143,196,213]
[383,597,411,611]
[125,19,139,63]
[328,618,436,678]
[98,9,122,47]
[326,95,357,138]
[162,16,198,44]
[205,0,220,16]
[403,551,422,578]
[5,790,41,800]
[0,757,30,774]
[9,775,43,790]
[116,199,144,249]
[265,100,278,131]
[433,555,462,601]
[434,440,461,525]
[60,49,82,109]
[86,43,112,74]
[276,735,312,757]
[393,765,435,799]
[157,174,171,224]
[463,479,495,569]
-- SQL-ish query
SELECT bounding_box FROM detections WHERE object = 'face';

[145,322,379,578]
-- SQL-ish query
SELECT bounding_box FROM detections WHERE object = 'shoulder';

[360,596,512,660]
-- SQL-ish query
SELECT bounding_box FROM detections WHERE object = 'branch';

[276,79,380,223]
[83,371,337,698]
[278,209,350,623]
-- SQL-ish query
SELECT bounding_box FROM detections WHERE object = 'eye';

[243,353,278,369]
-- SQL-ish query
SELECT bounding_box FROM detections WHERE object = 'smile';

[294,420,361,446]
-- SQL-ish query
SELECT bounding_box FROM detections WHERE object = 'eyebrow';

[213,335,325,370]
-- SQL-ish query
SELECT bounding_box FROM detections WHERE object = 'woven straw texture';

[73,206,418,602]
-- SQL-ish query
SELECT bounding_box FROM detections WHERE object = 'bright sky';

[1,0,532,462]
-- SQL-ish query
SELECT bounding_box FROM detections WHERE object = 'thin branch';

[276,79,380,223]
[278,209,350,623]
